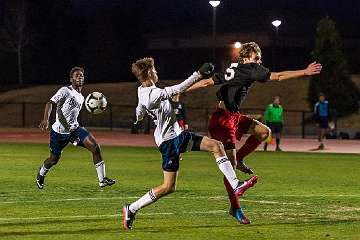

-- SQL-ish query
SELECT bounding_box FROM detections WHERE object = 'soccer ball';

[85,92,107,114]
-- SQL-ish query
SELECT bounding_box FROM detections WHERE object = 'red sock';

[236,135,262,161]
[223,176,240,209]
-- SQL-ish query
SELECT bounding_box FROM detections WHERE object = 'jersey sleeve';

[135,102,146,122]
[250,64,270,82]
[313,102,319,115]
[50,87,70,104]
[150,72,201,103]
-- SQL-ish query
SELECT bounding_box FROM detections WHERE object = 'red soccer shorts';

[208,108,253,150]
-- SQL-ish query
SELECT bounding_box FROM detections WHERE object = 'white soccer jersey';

[50,85,84,134]
[136,72,201,146]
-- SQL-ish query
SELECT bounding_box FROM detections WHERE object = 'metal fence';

[0,102,337,138]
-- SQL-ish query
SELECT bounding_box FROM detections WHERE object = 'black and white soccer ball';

[85,92,107,114]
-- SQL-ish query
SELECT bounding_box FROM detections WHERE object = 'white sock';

[216,156,239,189]
[95,161,105,182]
[129,189,157,213]
[39,164,49,176]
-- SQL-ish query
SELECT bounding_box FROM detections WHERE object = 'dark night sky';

[1,0,359,85]
[69,0,360,36]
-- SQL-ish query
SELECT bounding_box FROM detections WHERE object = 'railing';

[0,102,336,138]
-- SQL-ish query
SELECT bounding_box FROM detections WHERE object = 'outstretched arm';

[186,77,215,92]
[161,72,201,99]
[269,62,322,81]
[159,63,214,99]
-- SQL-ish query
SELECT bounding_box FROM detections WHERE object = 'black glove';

[198,63,215,79]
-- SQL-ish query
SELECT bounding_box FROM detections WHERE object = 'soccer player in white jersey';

[36,66,115,189]
[122,58,258,230]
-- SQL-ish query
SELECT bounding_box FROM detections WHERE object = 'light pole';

[271,20,281,70]
[209,1,220,63]
[272,20,282,34]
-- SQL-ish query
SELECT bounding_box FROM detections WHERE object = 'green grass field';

[0,142,359,240]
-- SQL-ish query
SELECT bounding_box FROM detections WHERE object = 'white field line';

[0,195,307,206]
[2,193,360,205]
[257,194,360,198]
[0,210,227,222]
[0,196,140,204]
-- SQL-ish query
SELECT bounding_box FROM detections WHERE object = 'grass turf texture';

[0,143,359,240]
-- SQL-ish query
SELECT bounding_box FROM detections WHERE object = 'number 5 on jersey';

[225,63,239,81]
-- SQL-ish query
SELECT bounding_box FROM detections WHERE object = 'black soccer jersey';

[213,62,270,112]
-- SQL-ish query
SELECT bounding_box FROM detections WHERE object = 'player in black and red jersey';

[187,42,322,223]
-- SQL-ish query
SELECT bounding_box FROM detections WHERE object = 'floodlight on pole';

[271,20,282,70]
[209,1,221,63]
[234,42,242,49]
[271,20,282,28]
[209,1,221,7]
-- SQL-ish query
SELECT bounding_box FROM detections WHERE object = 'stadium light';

[234,41,242,49]
[271,19,282,70]
[209,1,221,62]
[209,1,221,8]
[271,20,282,28]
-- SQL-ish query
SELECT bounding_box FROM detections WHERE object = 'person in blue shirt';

[314,92,329,150]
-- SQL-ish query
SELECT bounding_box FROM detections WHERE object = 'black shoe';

[236,160,254,175]
[36,172,45,189]
[275,147,282,151]
[99,177,116,187]
[123,203,136,230]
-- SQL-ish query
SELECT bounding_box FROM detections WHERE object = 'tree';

[309,17,360,117]
[0,0,30,86]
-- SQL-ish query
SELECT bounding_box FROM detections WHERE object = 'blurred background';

[0,0,359,138]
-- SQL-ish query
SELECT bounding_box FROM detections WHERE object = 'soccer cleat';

[234,175,258,199]
[123,203,136,230]
[229,207,251,224]
[236,160,254,175]
[36,172,45,189]
[99,177,116,187]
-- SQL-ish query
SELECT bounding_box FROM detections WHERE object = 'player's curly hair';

[69,66,84,79]
[132,57,154,82]
[238,42,262,64]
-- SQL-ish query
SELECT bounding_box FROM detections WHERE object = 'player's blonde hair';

[132,57,154,82]
[69,66,84,80]
[238,42,262,64]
